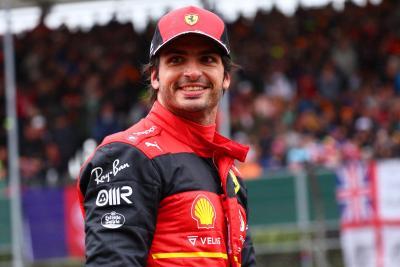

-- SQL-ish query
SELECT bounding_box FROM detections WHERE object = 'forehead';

[159,34,224,56]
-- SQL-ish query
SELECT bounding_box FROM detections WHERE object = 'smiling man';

[151,34,230,125]
[78,6,256,267]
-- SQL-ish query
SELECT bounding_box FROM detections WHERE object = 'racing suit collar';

[147,101,249,161]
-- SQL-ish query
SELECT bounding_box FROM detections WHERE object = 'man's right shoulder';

[101,118,162,148]
[78,119,162,186]
[79,119,161,167]
[77,119,163,207]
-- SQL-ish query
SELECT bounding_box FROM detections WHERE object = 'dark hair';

[142,54,238,105]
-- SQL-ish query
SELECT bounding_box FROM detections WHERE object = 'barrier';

[0,180,11,252]
[246,168,340,226]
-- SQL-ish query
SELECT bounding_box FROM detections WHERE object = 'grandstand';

[1,0,400,266]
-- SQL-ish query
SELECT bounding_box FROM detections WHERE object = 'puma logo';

[145,141,162,151]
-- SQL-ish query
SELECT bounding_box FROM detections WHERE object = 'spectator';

[1,0,400,183]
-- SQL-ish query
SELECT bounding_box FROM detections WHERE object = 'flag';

[374,160,400,222]
[381,226,400,267]
[64,186,85,258]
[336,161,373,226]
[22,186,84,260]
[23,187,68,259]
[337,159,400,267]
[341,227,376,267]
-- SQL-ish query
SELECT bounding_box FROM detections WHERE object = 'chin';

[182,104,208,112]
[178,100,209,112]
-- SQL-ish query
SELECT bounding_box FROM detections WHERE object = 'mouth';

[178,85,209,98]
[181,85,207,90]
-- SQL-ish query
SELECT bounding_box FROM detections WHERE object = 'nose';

[183,60,202,80]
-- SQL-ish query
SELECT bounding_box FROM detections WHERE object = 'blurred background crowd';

[1,0,400,185]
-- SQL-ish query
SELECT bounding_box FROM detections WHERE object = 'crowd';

[1,0,400,184]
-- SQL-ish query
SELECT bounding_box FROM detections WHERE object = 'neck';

[156,100,218,126]
[172,109,217,126]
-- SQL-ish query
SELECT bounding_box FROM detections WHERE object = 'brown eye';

[168,56,184,64]
[201,54,220,65]
[201,55,216,64]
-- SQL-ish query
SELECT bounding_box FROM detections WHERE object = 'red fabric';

[216,156,245,266]
[64,186,85,258]
[147,101,248,161]
[158,6,225,44]
[148,191,229,266]
[145,102,249,266]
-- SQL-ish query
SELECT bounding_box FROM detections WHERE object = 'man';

[77,6,256,267]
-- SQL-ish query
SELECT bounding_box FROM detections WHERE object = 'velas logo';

[187,235,198,246]
[191,194,216,229]
[184,14,199,26]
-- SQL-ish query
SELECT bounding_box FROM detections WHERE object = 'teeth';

[182,86,205,91]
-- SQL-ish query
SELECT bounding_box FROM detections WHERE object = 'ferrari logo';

[184,14,199,25]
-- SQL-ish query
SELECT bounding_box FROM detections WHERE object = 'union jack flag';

[336,161,373,224]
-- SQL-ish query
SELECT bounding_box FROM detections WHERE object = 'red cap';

[149,6,230,59]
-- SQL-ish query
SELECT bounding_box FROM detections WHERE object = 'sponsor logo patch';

[187,235,221,246]
[127,126,157,141]
[200,236,221,245]
[239,209,245,232]
[144,141,162,151]
[101,211,125,229]
[96,186,133,207]
[91,159,130,185]
[184,14,199,26]
[187,235,198,246]
[191,194,216,229]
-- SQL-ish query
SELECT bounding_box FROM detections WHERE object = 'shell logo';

[191,194,216,229]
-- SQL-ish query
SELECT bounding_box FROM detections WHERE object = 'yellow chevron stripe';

[229,170,241,194]
[152,252,228,260]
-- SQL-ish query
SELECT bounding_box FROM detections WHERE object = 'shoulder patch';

[100,119,161,147]
[125,123,161,145]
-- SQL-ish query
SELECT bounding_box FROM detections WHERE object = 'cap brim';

[151,31,230,58]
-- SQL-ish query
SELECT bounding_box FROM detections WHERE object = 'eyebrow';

[162,48,221,56]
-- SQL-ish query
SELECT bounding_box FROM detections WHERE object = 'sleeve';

[241,232,257,267]
[78,142,162,267]
[237,177,257,267]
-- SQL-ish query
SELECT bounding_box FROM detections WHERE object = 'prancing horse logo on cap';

[184,14,199,26]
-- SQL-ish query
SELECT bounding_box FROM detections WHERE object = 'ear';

[150,68,160,90]
[222,72,231,90]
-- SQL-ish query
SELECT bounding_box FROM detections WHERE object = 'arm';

[241,231,257,267]
[237,176,257,267]
[78,142,161,267]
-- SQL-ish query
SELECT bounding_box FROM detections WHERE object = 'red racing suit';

[77,101,257,266]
